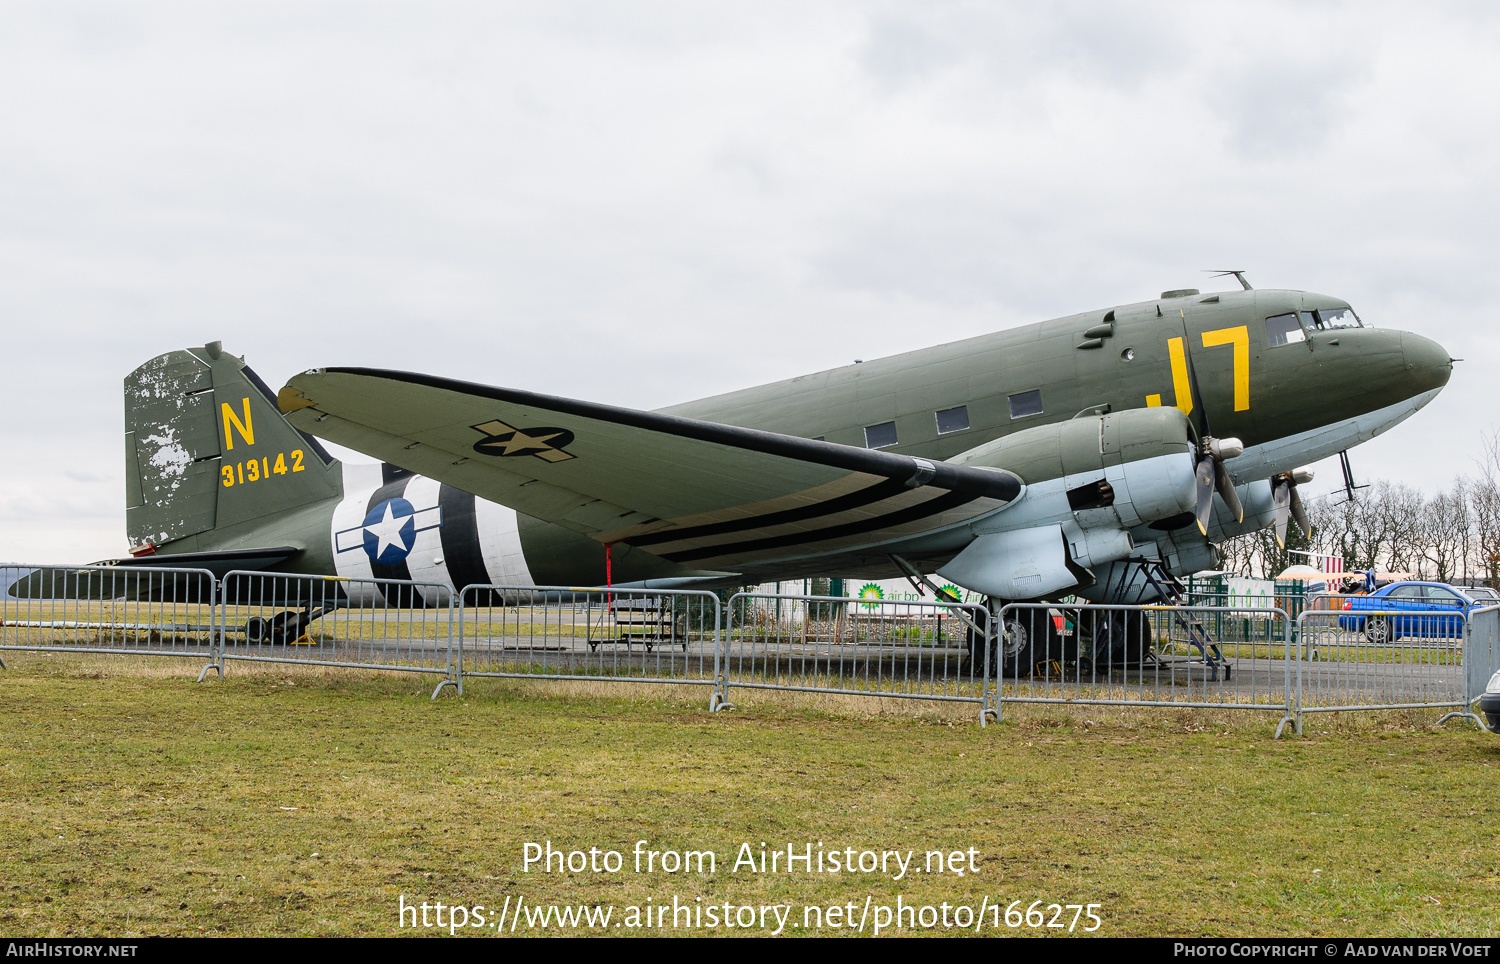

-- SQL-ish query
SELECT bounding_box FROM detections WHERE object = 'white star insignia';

[364,503,413,558]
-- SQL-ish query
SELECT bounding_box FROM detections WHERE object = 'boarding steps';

[1093,559,1231,682]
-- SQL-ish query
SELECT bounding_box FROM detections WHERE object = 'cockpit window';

[1266,307,1363,345]
[1316,307,1363,329]
[1265,313,1305,346]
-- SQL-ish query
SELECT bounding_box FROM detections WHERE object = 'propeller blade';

[1272,478,1291,548]
[1178,314,1212,439]
[1213,458,1244,524]
[1194,456,1216,535]
[1289,483,1311,539]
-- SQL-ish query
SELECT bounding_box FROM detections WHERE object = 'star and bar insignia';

[471,419,577,462]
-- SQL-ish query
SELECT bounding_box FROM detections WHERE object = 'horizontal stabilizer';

[7,547,300,600]
[94,546,302,575]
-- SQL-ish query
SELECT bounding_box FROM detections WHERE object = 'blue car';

[1337,581,1486,643]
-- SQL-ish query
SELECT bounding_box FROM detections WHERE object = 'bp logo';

[939,583,965,603]
[857,583,885,610]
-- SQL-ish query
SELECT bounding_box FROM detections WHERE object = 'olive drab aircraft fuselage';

[107,284,1451,607]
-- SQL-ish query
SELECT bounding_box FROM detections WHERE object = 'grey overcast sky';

[2,2,1497,563]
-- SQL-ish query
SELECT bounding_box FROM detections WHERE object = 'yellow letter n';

[222,397,255,450]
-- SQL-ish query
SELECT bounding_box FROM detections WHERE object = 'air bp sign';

[853,578,972,610]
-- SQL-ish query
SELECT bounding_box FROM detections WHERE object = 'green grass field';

[1,653,1497,938]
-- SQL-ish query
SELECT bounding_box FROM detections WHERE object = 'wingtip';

[277,386,317,415]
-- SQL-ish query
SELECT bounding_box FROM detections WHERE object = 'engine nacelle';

[936,408,1202,599]
[951,406,1200,533]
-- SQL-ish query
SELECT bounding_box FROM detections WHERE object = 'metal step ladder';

[1096,558,1231,681]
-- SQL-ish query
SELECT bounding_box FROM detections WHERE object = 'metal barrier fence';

[454,585,722,701]
[0,564,218,676]
[5,564,1498,735]
[216,570,458,698]
[1293,597,1471,728]
[721,592,993,723]
[993,602,1295,732]
[1465,606,1500,710]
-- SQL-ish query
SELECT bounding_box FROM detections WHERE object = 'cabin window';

[863,421,898,449]
[1265,313,1305,347]
[1008,389,1043,419]
[935,406,969,434]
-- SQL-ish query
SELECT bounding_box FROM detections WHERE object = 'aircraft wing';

[279,369,1020,565]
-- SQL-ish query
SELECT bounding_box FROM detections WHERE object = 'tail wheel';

[244,610,312,645]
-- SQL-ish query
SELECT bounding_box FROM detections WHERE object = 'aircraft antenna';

[1205,269,1253,290]
[1338,450,1369,502]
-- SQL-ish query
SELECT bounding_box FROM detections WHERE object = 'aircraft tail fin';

[124,343,342,551]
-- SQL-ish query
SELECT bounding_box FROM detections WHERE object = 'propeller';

[1271,469,1314,547]
[1193,436,1245,535]
[1176,312,1246,536]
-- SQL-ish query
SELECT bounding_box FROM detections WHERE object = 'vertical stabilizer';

[125,344,342,551]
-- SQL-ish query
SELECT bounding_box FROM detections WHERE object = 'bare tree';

[1194,433,1500,588]
[1216,530,1259,577]
[1419,483,1470,582]
[1471,431,1500,588]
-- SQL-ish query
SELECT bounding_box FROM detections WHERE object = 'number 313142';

[221,450,304,487]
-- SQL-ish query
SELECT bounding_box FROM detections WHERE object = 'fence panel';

[722,592,992,722]
[455,586,722,701]
[217,570,457,696]
[993,603,1294,729]
[1464,606,1500,706]
[1,564,218,671]
[1295,596,1468,717]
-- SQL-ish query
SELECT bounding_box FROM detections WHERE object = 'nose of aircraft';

[1400,332,1453,396]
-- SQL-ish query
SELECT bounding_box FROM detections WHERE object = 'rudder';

[125,342,341,552]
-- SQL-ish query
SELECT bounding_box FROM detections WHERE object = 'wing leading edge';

[279,368,1021,567]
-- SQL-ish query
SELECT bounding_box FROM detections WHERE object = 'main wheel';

[999,610,1065,679]
[1093,610,1151,671]
[1118,610,1150,666]
[268,610,313,645]
[997,616,1033,679]
[963,608,992,672]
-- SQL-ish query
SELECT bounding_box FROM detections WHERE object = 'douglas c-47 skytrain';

[95,280,1450,626]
